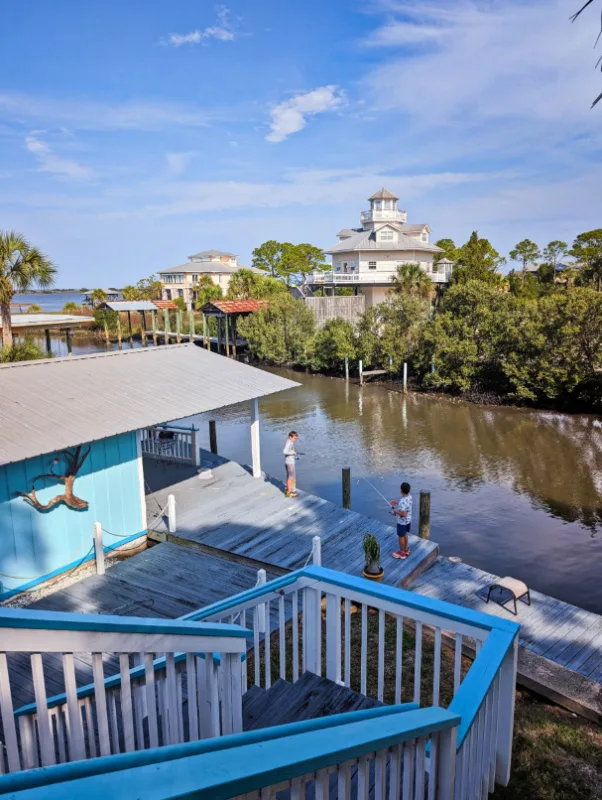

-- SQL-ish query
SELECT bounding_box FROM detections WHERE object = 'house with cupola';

[308,188,454,307]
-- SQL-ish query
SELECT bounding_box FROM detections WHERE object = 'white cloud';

[25,135,94,181]
[266,86,345,143]
[166,6,235,47]
[166,151,196,175]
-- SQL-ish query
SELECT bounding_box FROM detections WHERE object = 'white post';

[135,430,148,533]
[359,359,363,386]
[495,636,518,786]
[250,398,262,479]
[303,587,322,676]
[435,725,458,800]
[257,569,267,633]
[167,494,176,533]
[344,356,349,382]
[94,522,105,576]
[312,535,322,566]
[403,362,408,393]
[191,427,200,467]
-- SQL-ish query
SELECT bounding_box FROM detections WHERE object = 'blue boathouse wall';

[0,432,145,599]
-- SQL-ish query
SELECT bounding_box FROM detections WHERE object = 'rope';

[0,543,95,586]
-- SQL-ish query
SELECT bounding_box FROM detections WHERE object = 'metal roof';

[9,314,91,330]
[326,230,443,255]
[0,345,299,466]
[188,249,238,259]
[159,263,261,276]
[99,301,159,312]
[368,188,399,201]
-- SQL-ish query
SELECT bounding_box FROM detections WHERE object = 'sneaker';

[392,550,405,559]
[401,549,410,560]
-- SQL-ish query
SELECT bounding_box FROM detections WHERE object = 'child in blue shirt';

[390,482,412,560]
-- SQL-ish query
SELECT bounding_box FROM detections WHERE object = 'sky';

[1,0,601,287]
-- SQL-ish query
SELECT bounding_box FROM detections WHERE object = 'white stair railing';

[0,609,249,774]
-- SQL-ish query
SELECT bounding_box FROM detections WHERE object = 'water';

[12,292,85,313]
[27,333,602,614]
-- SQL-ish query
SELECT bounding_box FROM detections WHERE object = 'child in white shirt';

[390,482,412,560]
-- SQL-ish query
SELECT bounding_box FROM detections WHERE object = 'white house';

[158,250,262,310]
[309,188,454,307]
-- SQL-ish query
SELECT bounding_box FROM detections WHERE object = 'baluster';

[206,654,221,737]
[0,653,21,772]
[279,595,286,680]
[395,616,403,704]
[375,748,387,800]
[18,716,37,770]
[292,591,299,682]
[428,734,438,800]
[402,741,415,800]
[108,690,120,753]
[63,653,86,762]
[482,689,493,800]
[326,593,341,684]
[489,676,500,793]
[415,737,426,800]
[144,653,159,748]
[338,759,352,797]
[315,768,329,799]
[377,609,385,701]
[30,654,55,766]
[132,678,145,750]
[291,777,305,799]
[118,654,135,752]
[56,706,69,762]
[344,598,351,687]
[165,653,179,744]
[92,652,111,755]
[176,665,184,742]
[388,744,402,800]
[186,653,199,741]
[454,633,463,694]
[433,627,442,706]
[358,755,370,800]
[241,610,248,691]
[360,604,368,696]
[414,622,423,705]
[265,599,271,689]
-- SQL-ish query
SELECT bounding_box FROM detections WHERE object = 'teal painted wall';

[0,432,145,597]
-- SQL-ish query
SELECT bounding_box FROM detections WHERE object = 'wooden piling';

[188,309,195,342]
[65,328,73,356]
[342,467,351,510]
[164,309,171,340]
[359,360,363,386]
[151,310,158,346]
[225,315,230,357]
[176,310,182,344]
[344,356,349,382]
[117,314,122,349]
[209,420,218,455]
[44,328,52,356]
[419,490,431,539]
[403,362,408,393]
[127,311,134,346]
[141,311,148,347]
[103,316,110,346]
[203,314,209,350]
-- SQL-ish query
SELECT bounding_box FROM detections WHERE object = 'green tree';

[88,288,108,308]
[121,285,139,301]
[238,294,315,365]
[252,240,326,285]
[509,239,541,276]
[0,338,46,363]
[309,318,357,372]
[570,229,602,291]
[542,240,569,279]
[227,269,288,300]
[173,296,187,312]
[434,238,460,264]
[452,232,506,285]
[0,231,56,347]
[193,274,223,308]
[136,275,162,300]
[62,301,80,313]
[356,306,385,369]
[380,295,428,371]
[26,304,42,313]
[390,263,432,300]
[252,240,288,278]
[507,270,542,300]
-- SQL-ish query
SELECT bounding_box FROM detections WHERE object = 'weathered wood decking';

[144,452,438,587]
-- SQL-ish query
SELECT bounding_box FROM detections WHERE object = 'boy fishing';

[390,481,412,560]
[283,431,298,497]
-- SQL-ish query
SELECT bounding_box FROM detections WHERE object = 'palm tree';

[0,231,56,348]
[390,263,432,300]
[62,301,79,313]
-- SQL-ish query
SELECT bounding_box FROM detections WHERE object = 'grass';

[245,602,602,799]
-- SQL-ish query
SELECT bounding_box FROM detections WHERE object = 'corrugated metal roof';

[326,230,443,254]
[0,345,299,466]
[202,300,269,314]
[159,263,262,276]
[99,301,159,312]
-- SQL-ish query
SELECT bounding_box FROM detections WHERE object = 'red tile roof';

[206,300,269,314]
[153,300,179,310]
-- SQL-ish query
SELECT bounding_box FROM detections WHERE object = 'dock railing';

[139,424,198,465]
[185,564,519,798]
[0,609,249,774]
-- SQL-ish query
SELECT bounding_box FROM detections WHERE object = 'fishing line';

[356,477,397,515]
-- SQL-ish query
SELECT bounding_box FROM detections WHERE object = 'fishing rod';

[357,476,397,515]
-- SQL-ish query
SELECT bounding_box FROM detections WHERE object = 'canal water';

[23,322,602,615]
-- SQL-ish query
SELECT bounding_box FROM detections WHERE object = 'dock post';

[164,309,171,341]
[127,311,134,346]
[419,491,431,539]
[167,494,176,533]
[312,535,322,566]
[203,315,209,349]
[191,427,200,467]
[188,309,195,342]
[250,398,262,478]
[176,311,182,344]
[151,310,158,346]
[94,522,105,576]
[103,316,110,347]
[344,356,349,382]
[140,311,148,347]
[209,420,218,455]
[225,315,230,357]
[403,362,408,393]
[65,328,73,356]
[117,314,123,349]
[359,359,363,386]
[44,328,52,356]
[257,569,267,632]
[389,355,393,370]
[342,467,351,510]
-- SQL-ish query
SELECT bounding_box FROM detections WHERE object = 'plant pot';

[362,568,384,583]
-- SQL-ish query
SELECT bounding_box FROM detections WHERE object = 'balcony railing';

[139,424,198,465]
[310,270,450,285]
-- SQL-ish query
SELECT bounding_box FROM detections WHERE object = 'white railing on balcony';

[0,609,249,774]
[185,563,519,799]
[310,269,450,285]
[139,424,198,465]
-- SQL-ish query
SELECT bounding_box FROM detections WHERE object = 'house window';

[191,274,199,283]
[368,261,377,270]
[165,289,172,300]
[178,289,184,297]
[374,200,382,210]
[421,232,428,242]
[335,263,342,273]
[162,273,184,284]
[380,230,394,241]
[342,261,349,273]
[432,263,439,273]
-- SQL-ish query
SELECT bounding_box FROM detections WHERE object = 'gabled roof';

[188,249,238,259]
[153,300,179,310]
[401,224,430,234]
[368,188,399,201]
[325,229,443,254]
[0,345,299,466]
[159,263,262,276]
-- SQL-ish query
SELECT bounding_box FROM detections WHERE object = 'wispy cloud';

[166,151,197,175]
[266,86,345,143]
[166,6,236,47]
[25,134,94,181]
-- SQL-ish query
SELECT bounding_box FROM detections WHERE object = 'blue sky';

[1,0,601,287]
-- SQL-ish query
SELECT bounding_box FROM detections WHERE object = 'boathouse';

[0,345,297,599]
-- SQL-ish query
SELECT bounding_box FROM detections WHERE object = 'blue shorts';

[397,522,411,537]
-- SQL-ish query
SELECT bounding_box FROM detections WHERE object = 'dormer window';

[421,231,428,242]
[380,229,395,241]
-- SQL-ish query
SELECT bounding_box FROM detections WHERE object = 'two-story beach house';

[159,250,261,310]
[309,188,454,307]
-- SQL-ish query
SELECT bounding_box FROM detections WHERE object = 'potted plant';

[362,533,384,582]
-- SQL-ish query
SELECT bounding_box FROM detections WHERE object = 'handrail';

[0,703,419,794]
[0,707,460,799]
